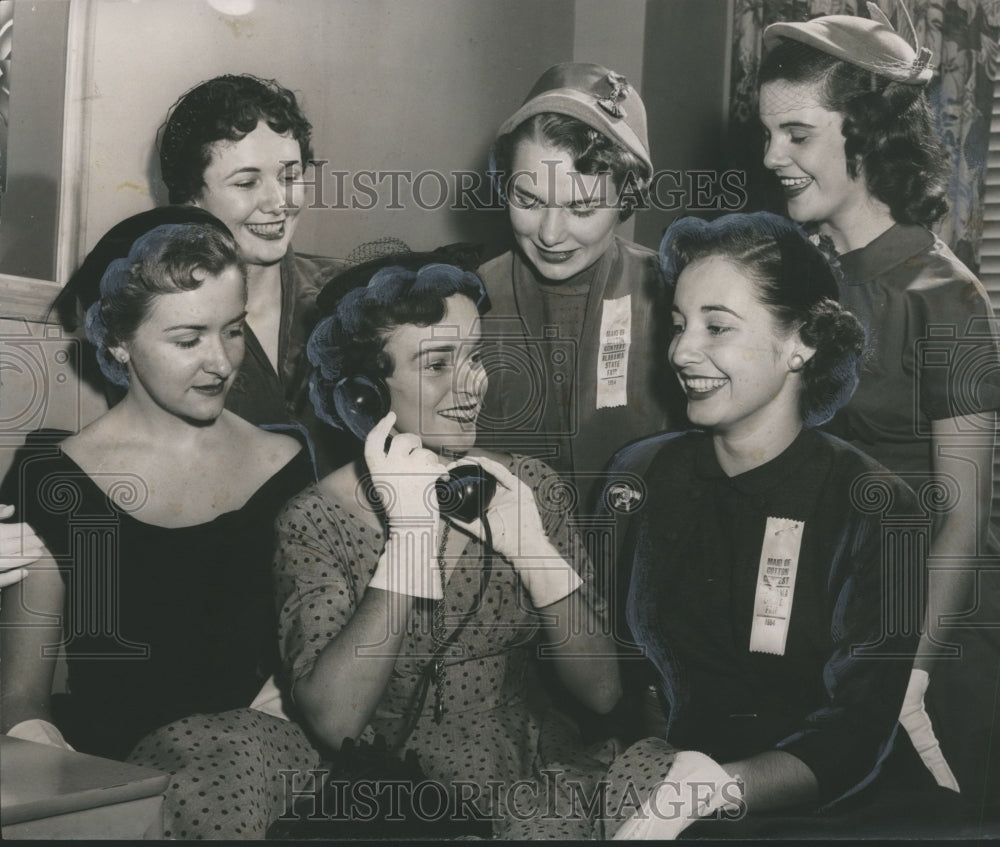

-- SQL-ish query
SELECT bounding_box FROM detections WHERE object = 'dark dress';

[18,445,313,761]
[822,223,1000,813]
[596,429,928,837]
[477,237,676,514]
[225,249,352,476]
[824,224,1000,475]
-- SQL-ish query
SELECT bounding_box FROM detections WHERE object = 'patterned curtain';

[728,0,999,272]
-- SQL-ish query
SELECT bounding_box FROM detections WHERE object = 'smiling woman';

[155,75,348,466]
[192,122,304,269]
[758,14,1000,820]
[54,75,350,473]
[477,62,674,515]
[669,255,809,455]
[379,296,486,451]
[268,256,621,838]
[596,213,945,838]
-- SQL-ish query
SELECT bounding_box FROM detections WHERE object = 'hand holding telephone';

[445,454,582,608]
[335,375,495,523]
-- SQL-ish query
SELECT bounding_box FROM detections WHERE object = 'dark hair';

[659,212,866,427]
[52,206,232,331]
[308,261,489,430]
[158,74,313,204]
[758,40,948,226]
[85,223,243,386]
[492,113,651,221]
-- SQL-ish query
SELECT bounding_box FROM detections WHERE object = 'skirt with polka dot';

[593,736,677,839]
[127,708,321,839]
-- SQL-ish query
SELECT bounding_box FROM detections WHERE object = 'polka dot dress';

[273,454,611,839]
[593,736,676,839]
[127,708,320,839]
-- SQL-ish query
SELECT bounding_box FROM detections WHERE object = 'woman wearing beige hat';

[758,5,1000,824]
[478,63,674,517]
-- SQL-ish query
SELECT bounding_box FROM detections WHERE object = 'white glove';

[898,668,960,792]
[7,718,75,750]
[447,455,582,608]
[249,675,290,721]
[613,750,742,840]
[365,412,448,599]
[0,504,46,589]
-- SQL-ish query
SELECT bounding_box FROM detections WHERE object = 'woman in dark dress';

[599,212,931,838]
[0,217,317,836]
[478,62,673,513]
[757,11,1000,817]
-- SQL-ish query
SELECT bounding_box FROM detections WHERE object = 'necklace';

[432,522,450,723]
[424,521,495,725]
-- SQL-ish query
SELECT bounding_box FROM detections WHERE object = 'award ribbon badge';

[596,295,631,409]
[749,516,804,656]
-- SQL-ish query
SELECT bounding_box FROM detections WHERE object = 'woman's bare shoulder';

[226,414,304,466]
[58,407,141,471]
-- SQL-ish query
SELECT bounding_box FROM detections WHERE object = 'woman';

[54,74,348,472]
[273,259,622,838]
[758,12,1000,815]
[479,62,674,515]
[0,218,316,834]
[599,213,926,839]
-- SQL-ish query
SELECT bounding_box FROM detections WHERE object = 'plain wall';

[573,0,648,243]
[636,0,732,247]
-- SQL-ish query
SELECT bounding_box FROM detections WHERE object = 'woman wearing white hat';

[478,63,675,517]
[758,4,1000,823]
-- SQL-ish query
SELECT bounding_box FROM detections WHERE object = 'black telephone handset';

[333,375,496,524]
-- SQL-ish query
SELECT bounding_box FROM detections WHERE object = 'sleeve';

[776,475,920,805]
[273,491,369,684]
[916,266,1000,421]
[16,451,90,563]
[592,433,683,642]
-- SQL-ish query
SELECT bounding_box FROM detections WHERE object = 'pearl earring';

[789,354,804,372]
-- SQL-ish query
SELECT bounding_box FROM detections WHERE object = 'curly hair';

[158,74,313,204]
[308,261,489,430]
[659,212,866,427]
[758,40,948,226]
[85,223,243,386]
[491,113,651,221]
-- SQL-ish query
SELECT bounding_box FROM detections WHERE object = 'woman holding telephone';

[273,257,621,838]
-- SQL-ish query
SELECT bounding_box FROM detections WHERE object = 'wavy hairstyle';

[491,113,651,221]
[758,40,948,226]
[659,212,866,427]
[308,261,489,430]
[158,74,313,204]
[85,223,243,386]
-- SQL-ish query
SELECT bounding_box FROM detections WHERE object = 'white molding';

[56,0,95,285]
[3,0,93,323]
[0,274,60,324]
